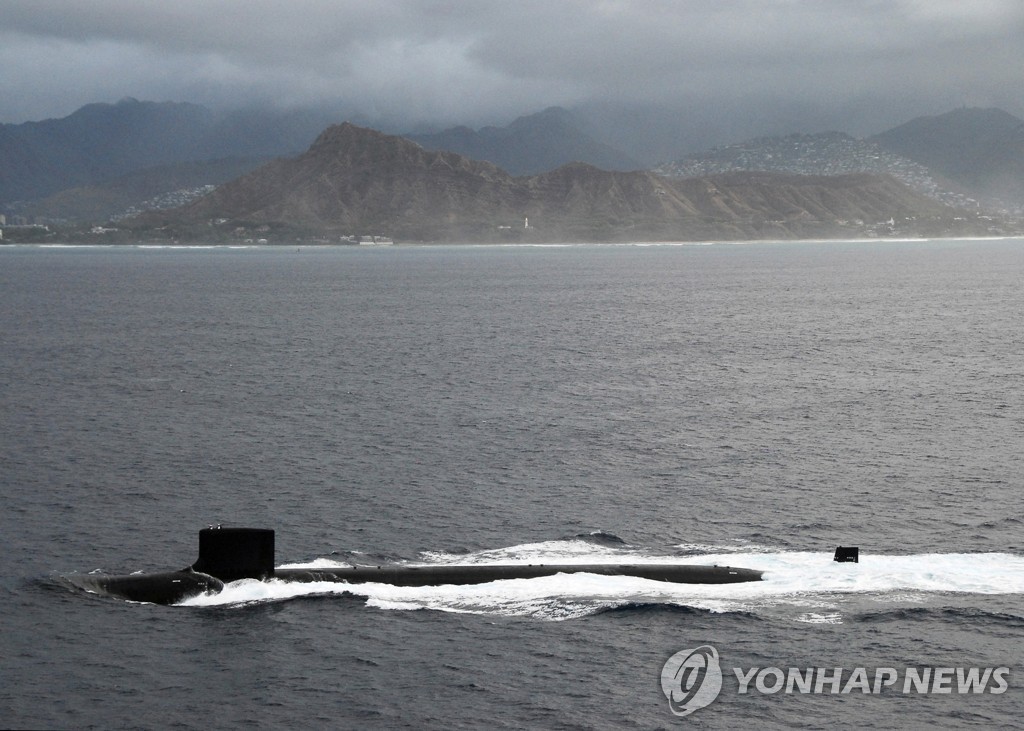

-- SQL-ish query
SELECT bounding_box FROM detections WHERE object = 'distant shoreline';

[4,235,1022,250]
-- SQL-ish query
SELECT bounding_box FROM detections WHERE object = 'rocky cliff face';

[148,123,992,242]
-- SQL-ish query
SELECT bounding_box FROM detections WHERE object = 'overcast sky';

[3,0,1023,140]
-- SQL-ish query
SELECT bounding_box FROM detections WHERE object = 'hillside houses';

[654,132,980,211]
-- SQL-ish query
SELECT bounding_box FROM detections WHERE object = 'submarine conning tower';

[191,527,276,582]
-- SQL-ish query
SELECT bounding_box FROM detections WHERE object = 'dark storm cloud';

[2,0,1023,135]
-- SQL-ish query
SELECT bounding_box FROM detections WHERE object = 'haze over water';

[1,239,1021,728]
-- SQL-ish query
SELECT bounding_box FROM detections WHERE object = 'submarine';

[67,527,769,605]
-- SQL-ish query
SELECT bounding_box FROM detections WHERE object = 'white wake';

[179,544,1024,621]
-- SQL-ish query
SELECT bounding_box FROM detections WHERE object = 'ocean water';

[1,240,1021,729]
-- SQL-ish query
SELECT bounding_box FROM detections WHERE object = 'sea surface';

[1,239,1022,729]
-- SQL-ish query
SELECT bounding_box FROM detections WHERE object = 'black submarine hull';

[68,527,764,605]
[68,569,224,605]
[275,563,763,587]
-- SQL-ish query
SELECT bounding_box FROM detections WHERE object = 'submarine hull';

[67,569,224,605]
[66,528,765,605]
[69,563,761,605]
[275,563,763,587]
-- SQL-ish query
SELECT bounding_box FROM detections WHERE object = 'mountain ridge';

[136,123,997,243]
[0,98,337,205]
[406,107,640,175]
[870,107,1024,209]
[4,100,1024,229]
